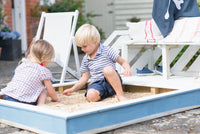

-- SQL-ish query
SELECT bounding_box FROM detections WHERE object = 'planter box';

[0,40,22,60]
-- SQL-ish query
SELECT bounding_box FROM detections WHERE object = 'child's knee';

[40,90,47,97]
[103,66,115,75]
[86,89,100,102]
[37,90,47,106]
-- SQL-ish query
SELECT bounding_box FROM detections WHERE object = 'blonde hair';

[75,24,100,47]
[29,40,55,63]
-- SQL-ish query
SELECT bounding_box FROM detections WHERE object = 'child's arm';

[63,72,90,95]
[44,79,58,102]
[116,56,132,76]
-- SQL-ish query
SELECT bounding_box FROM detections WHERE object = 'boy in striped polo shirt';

[63,24,132,102]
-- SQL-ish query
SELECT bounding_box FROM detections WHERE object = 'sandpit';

[43,90,154,113]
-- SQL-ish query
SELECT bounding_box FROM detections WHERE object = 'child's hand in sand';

[120,69,132,77]
[63,88,74,96]
[51,98,61,102]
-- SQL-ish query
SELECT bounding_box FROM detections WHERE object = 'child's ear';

[95,40,99,45]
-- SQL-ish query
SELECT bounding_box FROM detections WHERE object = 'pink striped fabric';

[127,17,200,43]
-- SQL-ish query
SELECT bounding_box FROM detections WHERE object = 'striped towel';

[161,17,200,43]
[127,17,200,43]
[127,19,164,43]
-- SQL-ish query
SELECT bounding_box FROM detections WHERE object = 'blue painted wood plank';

[0,101,68,134]
[66,88,200,134]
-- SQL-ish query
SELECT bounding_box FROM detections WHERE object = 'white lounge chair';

[35,10,81,86]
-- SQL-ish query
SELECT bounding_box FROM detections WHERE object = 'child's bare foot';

[118,96,128,101]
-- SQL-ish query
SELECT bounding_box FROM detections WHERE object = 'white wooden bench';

[103,28,200,92]
[103,17,200,80]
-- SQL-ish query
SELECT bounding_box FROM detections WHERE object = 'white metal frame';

[35,10,80,85]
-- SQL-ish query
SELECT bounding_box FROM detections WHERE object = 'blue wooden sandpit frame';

[0,87,200,134]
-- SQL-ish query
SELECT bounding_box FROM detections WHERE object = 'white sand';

[43,90,154,113]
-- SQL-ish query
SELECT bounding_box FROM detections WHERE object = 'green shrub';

[197,0,200,9]
[0,5,6,26]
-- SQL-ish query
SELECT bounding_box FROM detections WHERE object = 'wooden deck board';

[122,75,200,90]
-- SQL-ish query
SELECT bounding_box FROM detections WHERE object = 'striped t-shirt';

[80,44,119,83]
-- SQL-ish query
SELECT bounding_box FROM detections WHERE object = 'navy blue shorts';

[86,74,122,99]
[3,95,37,106]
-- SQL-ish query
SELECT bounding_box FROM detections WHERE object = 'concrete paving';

[0,57,200,134]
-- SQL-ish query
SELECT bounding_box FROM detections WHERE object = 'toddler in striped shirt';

[63,24,132,102]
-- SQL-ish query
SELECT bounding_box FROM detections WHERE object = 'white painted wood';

[148,48,154,70]
[131,47,153,73]
[162,45,170,79]
[111,36,128,52]
[121,42,161,74]
[187,52,200,73]
[103,30,129,46]
[60,10,80,83]
[13,0,27,53]
[171,45,200,72]
[103,30,130,46]
[169,45,184,65]
[53,81,77,88]
[35,12,45,40]
[122,75,200,90]
[127,47,142,63]
[72,37,81,76]
[122,42,129,63]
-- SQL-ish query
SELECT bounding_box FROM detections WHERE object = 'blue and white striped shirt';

[80,44,119,83]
